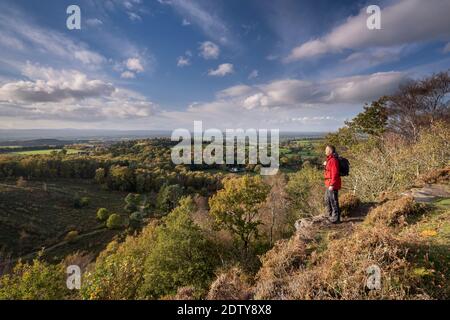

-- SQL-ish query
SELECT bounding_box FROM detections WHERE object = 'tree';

[107,165,136,191]
[124,193,141,213]
[208,176,270,252]
[345,98,388,136]
[95,168,106,185]
[385,71,450,141]
[138,197,218,299]
[156,184,183,214]
[106,214,123,229]
[96,208,109,221]
[73,193,89,208]
[0,258,70,300]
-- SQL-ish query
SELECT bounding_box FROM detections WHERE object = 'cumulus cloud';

[0,64,157,122]
[208,63,234,77]
[199,41,220,59]
[215,71,408,109]
[285,0,450,62]
[121,71,136,79]
[177,56,191,67]
[126,58,145,72]
[155,71,408,131]
[0,63,114,103]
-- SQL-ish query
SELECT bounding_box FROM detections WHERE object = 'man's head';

[325,144,336,156]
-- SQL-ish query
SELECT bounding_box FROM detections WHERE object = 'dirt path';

[402,183,450,203]
[0,227,107,267]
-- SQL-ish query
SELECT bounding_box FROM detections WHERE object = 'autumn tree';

[385,71,450,141]
[345,98,388,136]
[138,197,218,298]
[208,176,270,252]
[156,184,183,214]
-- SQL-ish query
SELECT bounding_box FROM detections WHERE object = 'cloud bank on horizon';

[0,0,449,131]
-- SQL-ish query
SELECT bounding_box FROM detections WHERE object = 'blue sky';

[0,0,449,131]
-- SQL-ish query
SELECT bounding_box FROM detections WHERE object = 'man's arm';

[329,158,339,189]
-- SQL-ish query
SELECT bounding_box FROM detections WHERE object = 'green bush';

[156,184,183,214]
[285,164,324,218]
[81,223,158,300]
[96,208,109,221]
[106,214,123,229]
[73,194,89,208]
[138,197,219,299]
[65,230,79,243]
[0,258,70,300]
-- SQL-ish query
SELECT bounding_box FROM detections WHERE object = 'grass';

[254,193,450,299]
[9,149,80,155]
[0,179,128,263]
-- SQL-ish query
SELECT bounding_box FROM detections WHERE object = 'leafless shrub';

[207,267,253,300]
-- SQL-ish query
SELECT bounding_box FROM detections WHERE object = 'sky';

[0,0,449,132]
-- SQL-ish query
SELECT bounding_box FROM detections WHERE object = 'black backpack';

[337,156,350,176]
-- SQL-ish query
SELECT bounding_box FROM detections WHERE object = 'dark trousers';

[325,189,340,222]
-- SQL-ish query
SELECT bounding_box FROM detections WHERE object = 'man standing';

[324,145,341,224]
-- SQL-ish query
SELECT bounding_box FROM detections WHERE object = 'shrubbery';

[82,197,220,299]
[138,197,219,298]
[0,258,70,300]
[106,214,123,229]
[73,194,89,208]
[285,164,324,218]
[96,208,109,221]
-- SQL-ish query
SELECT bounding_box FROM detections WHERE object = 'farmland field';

[0,179,128,263]
[7,148,80,155]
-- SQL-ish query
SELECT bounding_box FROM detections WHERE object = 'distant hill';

[0,129,327,142]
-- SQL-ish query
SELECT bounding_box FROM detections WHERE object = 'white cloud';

[285,0,450,62]
[121,71,136,79]
[154,71,409,131]
[74,50,106,65]
[444,42,450,53]
[125,58,144,72]
[160,0,232,46]
[0,32,25,50]
[127,12,142,21]
[217,85,253,98]
[208,63,234,77]
[182,18,191,26]
[248,70,259,79]
[0,8,106,66]
[86,18,103,27]
[177,56,191,67]
[0,63,114,103]
[0,64,157,122]
[199,41,220,60]
[216,71,408,109]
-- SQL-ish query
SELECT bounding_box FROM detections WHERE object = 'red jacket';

[324,154,341,190]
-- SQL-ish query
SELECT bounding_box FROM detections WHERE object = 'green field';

[0,179,128,262]
[8,148,80,155]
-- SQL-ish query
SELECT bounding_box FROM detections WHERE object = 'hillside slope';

[207,169,450,300]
